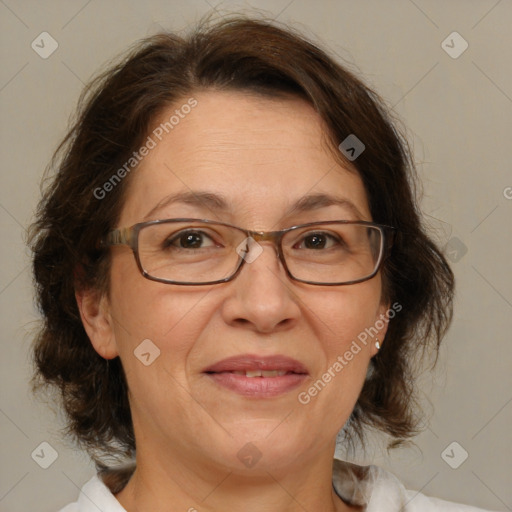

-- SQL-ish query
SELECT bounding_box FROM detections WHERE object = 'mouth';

[226,370,294,377]
[202,354,308,397]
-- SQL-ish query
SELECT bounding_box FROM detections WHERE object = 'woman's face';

[85,90,389,476]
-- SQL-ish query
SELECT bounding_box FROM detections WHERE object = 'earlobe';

[372,301,391,355]
[75,287,118,360]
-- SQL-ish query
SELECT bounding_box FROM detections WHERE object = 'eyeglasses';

[100,218,396,286]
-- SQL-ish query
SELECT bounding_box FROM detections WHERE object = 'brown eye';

[304,234,326,249]
[165,230,215,250]
[295,232,341,250]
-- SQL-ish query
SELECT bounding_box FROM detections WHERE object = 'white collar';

[62,459,489,511]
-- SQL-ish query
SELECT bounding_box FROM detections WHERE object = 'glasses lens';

[282,223,383,284]
[138,221,243,283]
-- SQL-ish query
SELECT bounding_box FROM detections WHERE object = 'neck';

[113,451,361,512]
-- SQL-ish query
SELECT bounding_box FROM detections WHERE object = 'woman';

[29,15,492,511]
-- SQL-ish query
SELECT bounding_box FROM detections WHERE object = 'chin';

[207,424,311,473]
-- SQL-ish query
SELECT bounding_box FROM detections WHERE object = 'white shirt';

[59,459,494,511]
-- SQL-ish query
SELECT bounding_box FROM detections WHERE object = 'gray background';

[1,1,511,511]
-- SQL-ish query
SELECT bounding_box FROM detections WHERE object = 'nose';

[219,239,301,334]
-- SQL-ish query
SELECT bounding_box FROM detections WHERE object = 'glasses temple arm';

[100,227,134,248]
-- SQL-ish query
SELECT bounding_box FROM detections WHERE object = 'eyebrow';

[143,191,366,221]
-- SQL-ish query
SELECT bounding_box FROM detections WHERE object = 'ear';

[75,287,119,360]
[371,301,392,356]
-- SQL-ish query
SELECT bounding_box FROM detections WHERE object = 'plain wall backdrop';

[1,1,511,511]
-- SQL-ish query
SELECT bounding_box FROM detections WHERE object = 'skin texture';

[77,91,389,512]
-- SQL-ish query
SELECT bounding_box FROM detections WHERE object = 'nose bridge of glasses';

[238,230,285,268]
[245,230,286,259]
[248,230,280,243]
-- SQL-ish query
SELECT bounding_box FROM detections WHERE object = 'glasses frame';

[100,218,396,286]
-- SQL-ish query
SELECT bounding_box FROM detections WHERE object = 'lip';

[203,354,309,398]
[203,354,308,374]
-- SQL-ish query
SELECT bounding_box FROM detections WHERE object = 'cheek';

[301,281,382,410]
[108,253,212,367]
[312,278,383,352]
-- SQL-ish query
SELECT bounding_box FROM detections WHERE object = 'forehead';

[118,90,371,227]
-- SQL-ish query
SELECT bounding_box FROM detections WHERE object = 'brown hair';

[29,14,454,468]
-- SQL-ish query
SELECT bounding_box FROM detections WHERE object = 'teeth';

[262,370,287,377]
[231,370,288,377]
[246,370,263,378]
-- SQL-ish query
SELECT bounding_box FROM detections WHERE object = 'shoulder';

[332,458,496,512]
[57,474,127,512]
